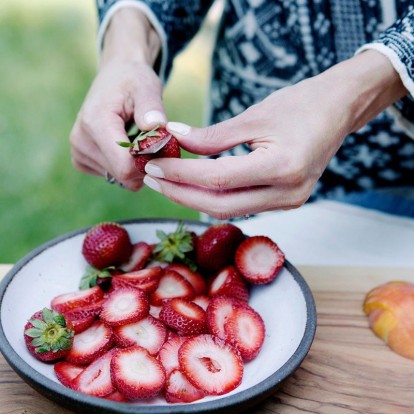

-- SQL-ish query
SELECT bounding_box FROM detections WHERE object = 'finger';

[144,149,292,190]
[131,69,167,130]
[142,176,305,220]
[71,147,104,176]
[166,109,266,155]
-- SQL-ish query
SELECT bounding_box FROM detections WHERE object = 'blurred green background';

[0,0,216,263]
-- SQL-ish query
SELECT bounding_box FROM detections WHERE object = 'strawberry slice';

[224,306,265,360]
[113,315,167,355]
[120,242,153,272]
[104,390,128,402]
[159,298,207,336]
[166,263,206,295]
[111,268,162,293]
[51,286,104,314]
[100,287,149,326]
[66,314,96,334]
[206,295,249,340]
[66,320,113,365]
[150,269,195,306]
[110,346,166,400]
[158,336,187,377]
[178,334,243,395]
[54,361,84,389]
[63,300,103,320]
[235,236,285,284]
[165,369,205,403]
[192,295,210,311]
[72,349,116,397]
[209,265,250,302]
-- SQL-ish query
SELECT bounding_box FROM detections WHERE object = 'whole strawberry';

[82,222,132,269]
[24,308,74,362]
[196,223,245,274]
[118,125,181,174]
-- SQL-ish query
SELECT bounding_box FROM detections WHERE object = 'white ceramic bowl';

[0,219,316,413]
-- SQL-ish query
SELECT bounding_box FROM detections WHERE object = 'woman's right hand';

[69,8,166,190]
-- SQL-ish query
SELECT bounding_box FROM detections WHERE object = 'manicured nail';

[145,162,164,178]
[144,110,166,126]
[143,175,161,193]
[167,121,191,136]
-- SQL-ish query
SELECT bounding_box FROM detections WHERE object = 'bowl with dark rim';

[0,218,316,413]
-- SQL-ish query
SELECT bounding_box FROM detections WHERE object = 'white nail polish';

[143,175,161,192]
[145,163,164,178]
[167,121,191,136]
[144,110,166,125]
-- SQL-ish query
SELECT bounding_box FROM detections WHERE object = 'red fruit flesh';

[209,265,249,302]
[166,263,206,295]
[72,349,116,397]
[159,298,207,335]
[158,336,187,376]
[110,347,166,400]
[100,287,149,326]
[113,315,167,355]
[224,306,265,360]
[82,222,133,269]
[178,334,243,395]
[235,236,285,284]
[120,242,153,272]
[196,223,245,274]
[65,320,113,365]
[111,267,162,293]
[51,286,104,314]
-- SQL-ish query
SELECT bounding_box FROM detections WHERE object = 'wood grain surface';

[1,265,414,414]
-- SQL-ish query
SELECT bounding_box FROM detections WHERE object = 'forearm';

[318,49,407,134]
[101,8,161,67]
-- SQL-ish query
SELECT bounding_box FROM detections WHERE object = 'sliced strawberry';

[24,308,74,362]
[209,265,249,302]
[54,361,84,389]
[51,286,104,314]
[120,242,153,272]
[159,298,207,336]
[82,222,133,269]
[104,390,128,402]
[179,334,243,395]
[157,135,181,158]
[113,315,167,355]
[134,154,154,174]
[66,314,96,334]
[150,269,195,306]
[66,320,113,365]
[110,346,166,400]
[62,300,103,321]
[224,306,265,361]
[206,295,249,340]
[111,267,162,293]
[72,349,116,397]
[192,295,210,311]
[235,236,285,284]
[158,336,187,376]
[166,263,206,295]
[165,369,205,403]
[149,305,162,319]
[100,287,149,326]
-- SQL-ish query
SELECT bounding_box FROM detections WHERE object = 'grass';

[0,0,214,263]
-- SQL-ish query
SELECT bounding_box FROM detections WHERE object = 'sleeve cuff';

[356,43,414,138]
[97,0,168,83]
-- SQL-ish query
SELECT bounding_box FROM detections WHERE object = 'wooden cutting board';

[1,264,414,414]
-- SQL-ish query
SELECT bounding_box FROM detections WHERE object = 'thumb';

[166,115,251,156]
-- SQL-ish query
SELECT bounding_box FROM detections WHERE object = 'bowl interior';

[0,219,315,412]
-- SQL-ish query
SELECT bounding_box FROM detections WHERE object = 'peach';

[363,281,414,359]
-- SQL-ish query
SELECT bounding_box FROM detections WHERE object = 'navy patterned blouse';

[97,0,414,201]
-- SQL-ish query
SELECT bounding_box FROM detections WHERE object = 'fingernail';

[143,175,161,193]
[144,110,166,126]
[145,162,164,178]
[167,121,191,136]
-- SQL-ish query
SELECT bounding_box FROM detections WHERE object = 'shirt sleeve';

[356,7,414,138]
[96,0,215,82]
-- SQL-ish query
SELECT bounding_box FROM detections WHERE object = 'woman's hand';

[142,50,406,219]
[70,8,165,190]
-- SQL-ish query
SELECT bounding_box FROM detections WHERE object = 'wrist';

[319,50,407,133]
[101,8,161,67]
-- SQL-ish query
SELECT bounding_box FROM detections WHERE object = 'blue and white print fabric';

[97,0,414,201]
